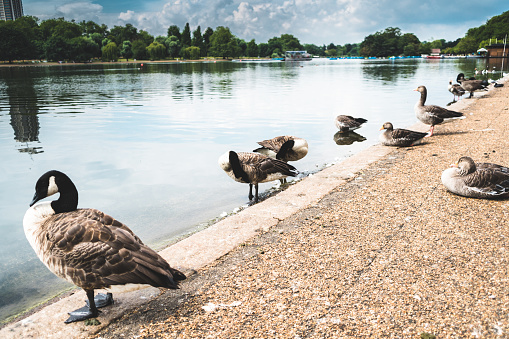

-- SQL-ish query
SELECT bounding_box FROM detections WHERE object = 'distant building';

[0,0,23,21]
[486,44,508,58]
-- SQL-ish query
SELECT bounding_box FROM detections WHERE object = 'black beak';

[30,191,42,207]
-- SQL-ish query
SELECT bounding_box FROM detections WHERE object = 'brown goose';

[253,135,308,162]
[218,151,298,203]
[456,73,489,98]
[23,170,186,323]
[414,85,464,136]
[441,156,509,199]
[334,115,368,133]
[448,80,465,101]
[379,122,428,147]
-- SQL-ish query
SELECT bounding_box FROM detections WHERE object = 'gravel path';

[96,82,509,338]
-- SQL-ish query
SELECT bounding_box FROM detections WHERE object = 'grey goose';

[23,170,186,323]
[448,80,465,101]
[379,122,428,147]
[334,115,368,133]
[253,135,308,162]
[441,156,509,199]
[218,151,298,203]
[456,73,489,98]
[414,85,464,136]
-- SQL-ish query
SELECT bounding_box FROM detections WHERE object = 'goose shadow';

[333,131,367,145]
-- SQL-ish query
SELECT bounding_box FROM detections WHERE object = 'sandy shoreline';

[2,79,509,338]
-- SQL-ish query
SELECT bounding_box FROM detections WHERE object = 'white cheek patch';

[47,176,59,196]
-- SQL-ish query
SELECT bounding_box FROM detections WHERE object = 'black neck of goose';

[51,180,79,214]
[229,151,250,183]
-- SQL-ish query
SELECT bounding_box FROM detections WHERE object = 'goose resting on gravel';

[448,80,465,101]
[23,170,186,323]
[441,156,509,199]
[334,115,368,133]
[456,73,489,98]
[414,85,464,136]
[219,151,298,203]
[379,122,428,147]
[253,135,308,162]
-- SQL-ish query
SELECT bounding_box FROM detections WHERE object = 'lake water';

[0,57,504,322]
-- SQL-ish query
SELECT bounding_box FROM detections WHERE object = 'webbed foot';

[65,306,99,323]
[86,293,114,308]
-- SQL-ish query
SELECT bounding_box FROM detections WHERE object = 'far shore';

[0,57,270,67]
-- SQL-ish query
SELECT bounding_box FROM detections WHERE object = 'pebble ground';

[97,84,509,339]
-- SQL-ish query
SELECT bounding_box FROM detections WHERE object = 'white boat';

[284,51,312,61]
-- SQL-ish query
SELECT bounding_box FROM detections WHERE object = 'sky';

[22,0,509,45]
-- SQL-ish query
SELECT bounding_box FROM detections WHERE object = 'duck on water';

[23,170,186,323]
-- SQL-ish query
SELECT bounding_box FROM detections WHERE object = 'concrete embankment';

[2,78,509,338]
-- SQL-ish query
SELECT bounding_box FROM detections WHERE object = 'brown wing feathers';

[44,209,183,290]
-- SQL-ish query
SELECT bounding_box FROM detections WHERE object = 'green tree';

[202,27,214,56]
[146,41,166,60]
[70,36,100,62]
[109,24,138,45]
[181,22,192,48]
[138,30,154,46]
[44,35,71,61]
[303,43,323,56]
[79,20,107,36]
[121,40,133,59]
[10,16,42,60]
[246,39,258,57]
[454,36,478,54]
[102,41,119,61]
[0,22,31,63]
[132,40,148,59]
[258,43,269,57]
[166,36,180,58]
[181,46,201,59]
[167,25,181,40]
[208,26,240,59]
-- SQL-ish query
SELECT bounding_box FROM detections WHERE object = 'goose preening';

[448,80,465,101]
[218,151,298,203]
[456,73,489,98]
[441,157,509,199]
[23,170,186,323]
[334,115,368,133]
[379,122,428,147]
[253,135,308,162]
[414,85,464,136]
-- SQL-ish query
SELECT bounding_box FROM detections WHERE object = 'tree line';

[359,10,509,57]
[1,9,508,63]
[0,16,360,63]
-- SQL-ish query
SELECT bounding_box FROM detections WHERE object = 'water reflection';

[3,69,42,154]
[333,131,367,145]
[361,59,418,82]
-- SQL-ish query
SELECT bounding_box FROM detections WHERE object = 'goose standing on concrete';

[441,156,509,199]
[334,115,368,133]
[456,73,489,98]
[218,151,298,203]
[253,135,308,162]
[414,85,464,136]
[379,122,428,147]
[448,80,465,101]
[23,170,186,323]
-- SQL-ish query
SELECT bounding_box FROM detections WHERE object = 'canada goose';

[379,122,428,147]
[334,115,368,133]
[23,170,186,323]
[218,151,298,203]
[456,73,489,98]
[414,85,464,136]
[448,80,465,101]
[253,136,308,162]
[441,157,509,199]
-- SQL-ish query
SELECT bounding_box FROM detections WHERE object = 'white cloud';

[23,0,506,45]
